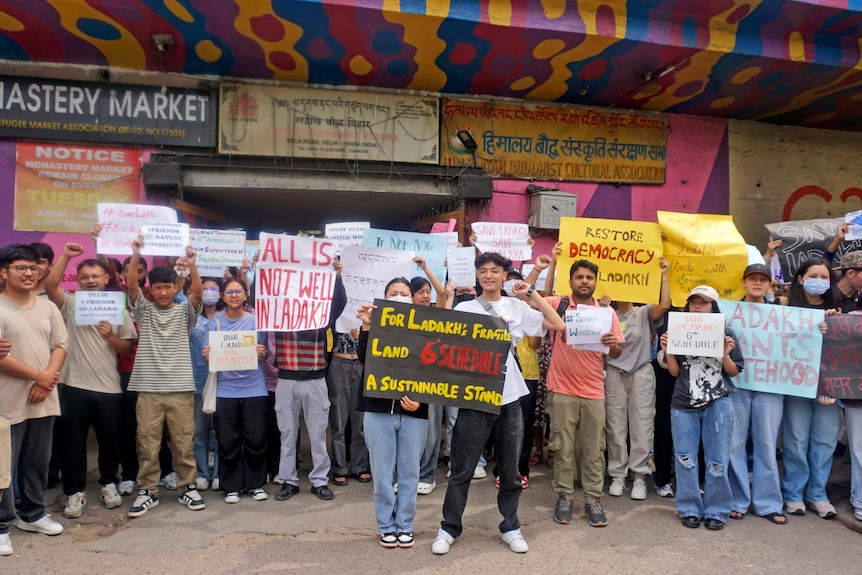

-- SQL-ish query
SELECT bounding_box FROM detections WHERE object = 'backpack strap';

[475,296,520,369]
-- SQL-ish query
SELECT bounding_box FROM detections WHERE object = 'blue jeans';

[363,411,428,534]
[420,403,443,482]
[671,398,733,522]
[781,396,840,503]
[728,389,784,515]
[845,406,862,511]
[193,394,218,481]
[441,402,523,538]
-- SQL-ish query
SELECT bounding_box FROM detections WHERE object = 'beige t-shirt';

[59,295,137,394]
[0,295,68,425]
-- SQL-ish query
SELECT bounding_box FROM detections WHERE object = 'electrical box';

[528,191,577,229]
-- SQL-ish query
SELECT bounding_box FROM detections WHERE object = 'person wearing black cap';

[727,264,787,525]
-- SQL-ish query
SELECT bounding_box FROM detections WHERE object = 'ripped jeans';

[671,397,733,522]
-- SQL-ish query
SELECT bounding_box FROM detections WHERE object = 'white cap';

[687,285,719,303]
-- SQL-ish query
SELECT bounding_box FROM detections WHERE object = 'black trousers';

[214,396,268,493]
[653,360,675,487]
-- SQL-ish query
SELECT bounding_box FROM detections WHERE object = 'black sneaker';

[554,494,573,524]
[584,498,608,527]
[275,484,300,501]
[311,485,334,500]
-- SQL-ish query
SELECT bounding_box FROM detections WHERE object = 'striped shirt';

[128,290,202,393]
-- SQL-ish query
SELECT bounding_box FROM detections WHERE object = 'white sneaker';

[210,478,220,491]
[446,469,451,479]
[473,466,487,480]
[656,483,674,498]
[100,483,123,509]
[196,477,210,491]
[501,528,529,553]
[417,481,436,495]
[854,508,862,522]
[431,528,455,555]
[609,477,625,497]
[271,476,284,485]
[118,480,136,496]
[160,472,180,490]
[224,491,241,504]
[64,492,86,518]
[0,533,13,556]
[631,477,648,500]
[250,488,268,501]
[16,515,63,535]
[178,485,206,510]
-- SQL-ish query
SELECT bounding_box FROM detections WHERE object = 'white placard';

[845,210,862,241]
[208,330,258,372]
[666,311,726,359]
[746,244,765,265]
[565,305,613,353]
[190,229,247,277]
[522,263,552,292]
[96,203,178,255]
[74,290,126,326]
[336,245,416,333]
[447,247,476,287]
[140,222,190,257]
[325,222,370,245]
[472,222,533,261]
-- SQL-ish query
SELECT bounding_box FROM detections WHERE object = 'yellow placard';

[441,98,666,183]
[657,211,748,307]
[556,217,664,304]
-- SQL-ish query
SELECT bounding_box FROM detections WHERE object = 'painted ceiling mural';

[0,0,861,130]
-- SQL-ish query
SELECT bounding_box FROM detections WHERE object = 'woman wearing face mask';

[411,256,446,308]
[203,278,269,504]
[356,278,429,548]
[189,277,222,491]
[781,257,840,519]
[659,286,744,531]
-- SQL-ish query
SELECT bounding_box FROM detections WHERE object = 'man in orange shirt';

[545,258,623,528]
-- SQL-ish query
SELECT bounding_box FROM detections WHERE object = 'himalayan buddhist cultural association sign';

[0,76,214,147]
[363,300,511,414]
[218,83,440,164]
[441,98,666,183]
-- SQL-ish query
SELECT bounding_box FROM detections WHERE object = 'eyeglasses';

[224,289,244,295]
[78,274,105,281]
[6,265,40,274]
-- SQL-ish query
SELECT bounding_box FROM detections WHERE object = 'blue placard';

[362,228,449,286]
[718,300,824,399]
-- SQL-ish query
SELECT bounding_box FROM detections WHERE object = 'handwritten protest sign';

[140,222,190,257]
[74,291,126,326]
[846,210,862,241]
[765,217,862,280]
[325,221,370,256]
[471,222,532,261]
[363,299,510,414]
[819,314,862,399]
[336,245,415,333]
[666,312,726,359]
[565,305,613,353]
[189,229,246,277]
[658,211,747,307]
[255,232,337,332]
[447,247,477,287]
[719,301,823,398]
[96,203,177,255]
[557,217,663,303]
[208,331,258,372]
[363,228,447,284]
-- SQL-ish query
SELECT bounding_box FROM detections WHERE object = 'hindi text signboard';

[819,314,862,399]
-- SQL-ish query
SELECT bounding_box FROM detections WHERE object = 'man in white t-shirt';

[432,252,565,556]
[0,244,68,557]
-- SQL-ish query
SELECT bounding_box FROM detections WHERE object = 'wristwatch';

[525,284,536,298]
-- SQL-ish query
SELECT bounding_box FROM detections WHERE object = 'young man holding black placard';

[432,252,564,555]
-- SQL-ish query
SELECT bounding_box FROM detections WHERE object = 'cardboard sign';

[719,301,823,398]
[74,290,126,326]
[363,299,510,414]
[363,228,447,285]
[255,233,337,332]
[447,247,477,288]
[189,228,246,277]
[557,216,663,304]
[765,217,862,281]
[96,203,177,255]
[336,245,415,333]
[208,330,258,372]
[471,222,532,261]
[140,222,190,257]
[666,311,726,359]
[659,211,748,307]
[819,315,862,399]
[565,305,613,353]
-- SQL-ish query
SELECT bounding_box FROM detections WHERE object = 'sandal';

[763,512,787,525]
[729,510,744,520]
[332,475,348,486]
[352,472,372,484]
